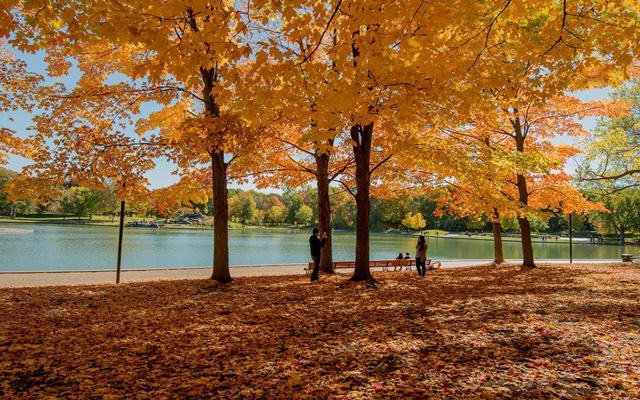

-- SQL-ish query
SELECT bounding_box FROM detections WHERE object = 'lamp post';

[116,199,125,284]
[434,219,440,256]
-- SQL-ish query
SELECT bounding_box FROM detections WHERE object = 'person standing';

[309,228,327,282]
[415,235,428,277]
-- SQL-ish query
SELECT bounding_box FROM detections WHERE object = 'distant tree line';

[5,166,640,242]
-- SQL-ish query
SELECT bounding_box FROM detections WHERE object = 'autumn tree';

[7,0,284,283]
[423,1,640,268]
[401,212,426,231]
[0,42,41,165]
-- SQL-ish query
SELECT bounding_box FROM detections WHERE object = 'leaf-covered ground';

[1,263,639,399]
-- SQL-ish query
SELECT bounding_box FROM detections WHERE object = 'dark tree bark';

[512,113,536,268]
[492,209,505,265]
[210,150,232,283]
[518,214,535,267]
[200,61,232,283]
[315,150,334,274]
[350,122,374,282]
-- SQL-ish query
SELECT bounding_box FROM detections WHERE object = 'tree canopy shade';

[2,0,640,280]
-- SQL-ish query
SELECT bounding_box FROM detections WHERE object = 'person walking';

[309,228,327,282]
[415,235,428,277]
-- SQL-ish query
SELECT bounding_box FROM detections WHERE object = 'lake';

[0,223,636,272]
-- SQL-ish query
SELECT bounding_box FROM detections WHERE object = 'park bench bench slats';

[304,258,440,274]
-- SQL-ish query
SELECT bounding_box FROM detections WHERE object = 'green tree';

[579,79,640,192]
[294,204,313,227]
[0,167,16,215]
[61,187,101,221]
[333,190,357,229]
[236,191,256,225]
[282,188,304,225]
[590,190,640,244]
[266,205,286,225]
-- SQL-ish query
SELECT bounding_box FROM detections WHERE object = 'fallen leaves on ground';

[1,263,639,399]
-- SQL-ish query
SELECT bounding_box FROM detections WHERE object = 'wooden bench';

[305,259,418,274]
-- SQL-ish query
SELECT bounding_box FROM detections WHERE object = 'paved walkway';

[0,264,310,288]
[0,259,624,288]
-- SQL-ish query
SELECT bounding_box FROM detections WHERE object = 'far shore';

[0,218,627,246]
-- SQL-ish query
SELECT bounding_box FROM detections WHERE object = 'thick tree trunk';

[516,172,535,267]
[210,150,232,283]
[512,115,535,268]
[492,219,504,265]
[198,60,232,283]
[316,151,334,274]
[518,216,535,267]
[350,122,374,282]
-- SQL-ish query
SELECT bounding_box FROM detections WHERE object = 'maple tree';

[269,0,640,277]
[273,1,472,282]
[251,123,353,273]
[5,0,282,283]
[432,94,620,267]
[412,1,640,268]
[0,42,41,166]
[3,0,640,282]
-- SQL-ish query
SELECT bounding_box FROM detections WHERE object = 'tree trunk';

[518,216,535,267]
[316,150,334,274]
[197,59,232,284]
[516,172,535,268]
[512,114,535,268]
[350,122,374,282]
[210,150,232,283]
[492,212,504,265]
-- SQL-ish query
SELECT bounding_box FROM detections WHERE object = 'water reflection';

[0,223,636,272]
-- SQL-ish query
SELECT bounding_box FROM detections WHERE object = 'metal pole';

[116,200,125,284]
[569,213,573,264]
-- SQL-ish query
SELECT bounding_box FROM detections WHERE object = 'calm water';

[0,223,636,272]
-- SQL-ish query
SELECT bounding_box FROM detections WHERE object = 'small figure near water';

[396,252,404,260]
[309,228,327,282]
[415,235,428,277]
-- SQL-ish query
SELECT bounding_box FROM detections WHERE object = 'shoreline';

[0,259,626,288]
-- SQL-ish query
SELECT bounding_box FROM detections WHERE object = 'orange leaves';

[1,263,640,398]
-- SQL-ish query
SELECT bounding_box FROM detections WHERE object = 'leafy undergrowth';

[1,263,639,399]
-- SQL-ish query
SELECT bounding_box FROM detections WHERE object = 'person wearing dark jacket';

[415,235,428,277]
[309,228,327,282]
